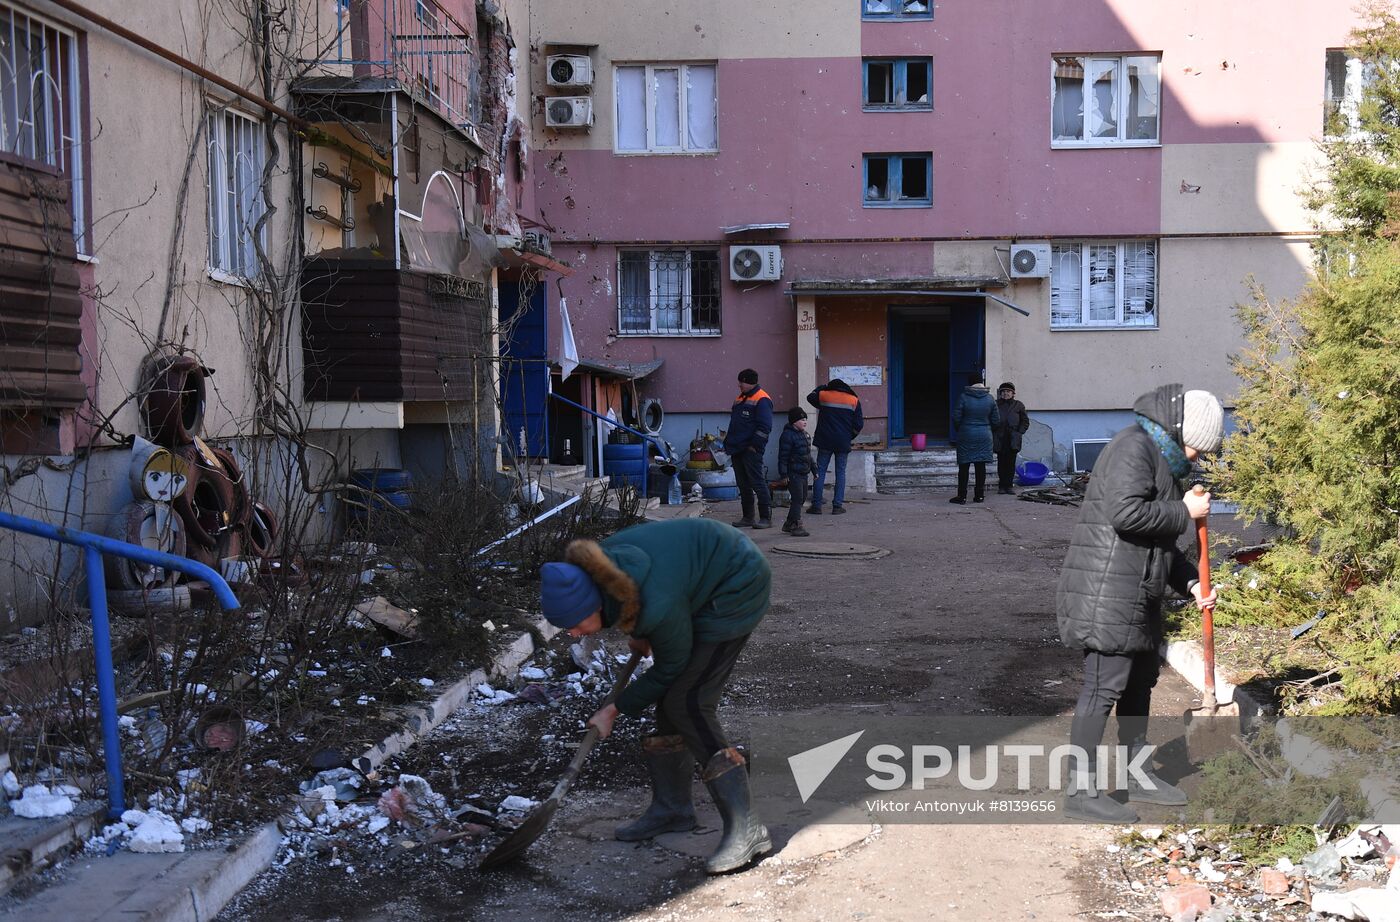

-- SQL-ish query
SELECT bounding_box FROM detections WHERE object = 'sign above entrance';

[828,365,883,386]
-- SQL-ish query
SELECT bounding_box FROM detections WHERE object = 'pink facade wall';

[535,0,1358,415]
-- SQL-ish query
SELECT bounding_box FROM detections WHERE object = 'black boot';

[948,495,967,505]
[616,735,697,841]
[702,749,772,874]
[1062,768,1139,823]
[1124,741,1187,806]
[752,506,772,529]
[732,495,755,528]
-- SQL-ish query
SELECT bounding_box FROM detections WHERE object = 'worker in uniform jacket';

[539,518,773,874]
[723,368,774,529]
[805,378,864,515]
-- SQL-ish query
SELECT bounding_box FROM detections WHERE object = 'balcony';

[315,0,479,140]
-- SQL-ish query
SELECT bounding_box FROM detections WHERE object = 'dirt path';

[224,491,1201,921]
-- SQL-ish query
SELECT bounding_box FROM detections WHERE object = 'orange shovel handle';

[1192,484,1217,707]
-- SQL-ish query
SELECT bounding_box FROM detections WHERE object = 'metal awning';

[554,357,663,380]
[721,222,791,235]
[785,276,1030,317]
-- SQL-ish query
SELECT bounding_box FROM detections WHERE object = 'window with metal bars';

[0,2,85,252]
[206,107,267,281]
[618,250,721,335]
[1050,240,1157,329]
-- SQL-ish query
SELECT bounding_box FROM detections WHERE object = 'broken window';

[863,58,932,110]
[1050,241,1157,329]
[618,250,721,335]
[1051,54,1159,145]
[207,107,267,281]
[613,63,717,153]
[863,153,931,207]
[0,2,85,252]
[1324,48,1383,137]
[862,0,933,20]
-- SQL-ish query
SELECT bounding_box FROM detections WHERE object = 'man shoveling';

[540,517,773,873]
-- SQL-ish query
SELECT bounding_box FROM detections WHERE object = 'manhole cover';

[770,542,890,560]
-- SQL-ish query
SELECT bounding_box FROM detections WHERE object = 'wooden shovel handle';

[547,651,643,801]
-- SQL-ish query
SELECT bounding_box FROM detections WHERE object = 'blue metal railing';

[0,511,240,819]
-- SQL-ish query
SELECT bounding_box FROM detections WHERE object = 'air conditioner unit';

[1009,242,1052,279]
[729,245,782,282]
[547,54,593,88]
[523,229,552,255]
[545,97,593,128]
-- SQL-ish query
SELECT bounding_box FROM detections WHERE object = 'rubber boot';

[615,735,697,841]
[702,748,772,874]
[1062,768,1139,823]
[752,506,772,530]
[1125,741,1187,806]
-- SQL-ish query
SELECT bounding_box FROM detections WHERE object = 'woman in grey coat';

[950,374,999,504]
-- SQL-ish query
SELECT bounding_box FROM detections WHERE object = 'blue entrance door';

[946,301,985,444]
[498,280,549,458]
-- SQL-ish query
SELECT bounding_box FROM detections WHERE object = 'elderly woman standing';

[994,382,1031,495]
[950,374,999,504]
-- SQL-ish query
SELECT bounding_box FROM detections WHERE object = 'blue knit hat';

[540,562,602,628]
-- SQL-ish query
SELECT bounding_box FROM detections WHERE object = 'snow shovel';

[479,650,642,870]
[1183,484,1241,762]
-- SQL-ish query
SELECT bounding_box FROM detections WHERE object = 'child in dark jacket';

[777,407,813,536]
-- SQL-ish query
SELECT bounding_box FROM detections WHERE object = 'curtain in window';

[619,251,651,332]
[1123,56,1159,141]
[1087,245,1117,324]
[1051,57,1084,141]
[652,251,685,332]
[1085,59,1118,140]
[1050,245,1082,326]
[1121,241,1156,325]
[652,68,680,148]
[615,66,646,151]
[685,65,717,150]
[229,114,264,277]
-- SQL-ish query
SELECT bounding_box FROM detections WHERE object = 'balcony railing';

[319,0,477,134]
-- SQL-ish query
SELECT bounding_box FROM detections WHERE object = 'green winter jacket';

[563,517,771,716]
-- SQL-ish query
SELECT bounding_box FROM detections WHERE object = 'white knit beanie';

[1182,390,1224,454]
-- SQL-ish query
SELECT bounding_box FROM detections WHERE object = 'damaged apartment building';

[515,0,1355,489]
[0,0,543,625]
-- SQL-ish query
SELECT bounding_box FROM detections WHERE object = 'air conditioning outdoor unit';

[1009,242,1052,279]
[523,229,552,255]
[547,54,594,87]
[729,245,782,282]
[545,97,593,128]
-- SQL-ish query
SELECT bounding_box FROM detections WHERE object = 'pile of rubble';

[1105,825,1399,922]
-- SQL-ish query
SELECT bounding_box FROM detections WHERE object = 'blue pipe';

[0,510,241,818]
[548,391,668,459]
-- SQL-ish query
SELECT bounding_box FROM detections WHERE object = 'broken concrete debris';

[126,810,185,854]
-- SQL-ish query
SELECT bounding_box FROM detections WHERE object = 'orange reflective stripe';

[817,389,859,410]
[735,388,771,405]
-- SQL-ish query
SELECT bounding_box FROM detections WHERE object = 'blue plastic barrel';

[349,468,414,520]
[603,443,647,490]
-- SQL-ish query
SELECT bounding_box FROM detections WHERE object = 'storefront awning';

[785,277,1030,317]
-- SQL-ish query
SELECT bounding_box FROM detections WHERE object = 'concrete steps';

[874,446,961,494]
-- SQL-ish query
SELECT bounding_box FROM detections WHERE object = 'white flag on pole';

[559,296,580,381]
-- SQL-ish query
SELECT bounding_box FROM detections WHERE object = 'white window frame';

[613,63,718,155]
[617,249,721,336]
[0,2,86,254]
[206,105,268,284]
[1050,54,1161,148]
[1049,240,1158,330]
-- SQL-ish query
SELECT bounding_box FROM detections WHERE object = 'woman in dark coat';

[993,382,1030,494]
[950,374,999,503]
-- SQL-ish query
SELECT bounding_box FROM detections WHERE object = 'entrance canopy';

[786,276,1029,316]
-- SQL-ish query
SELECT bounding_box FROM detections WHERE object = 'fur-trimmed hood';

[564,538,641,632]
